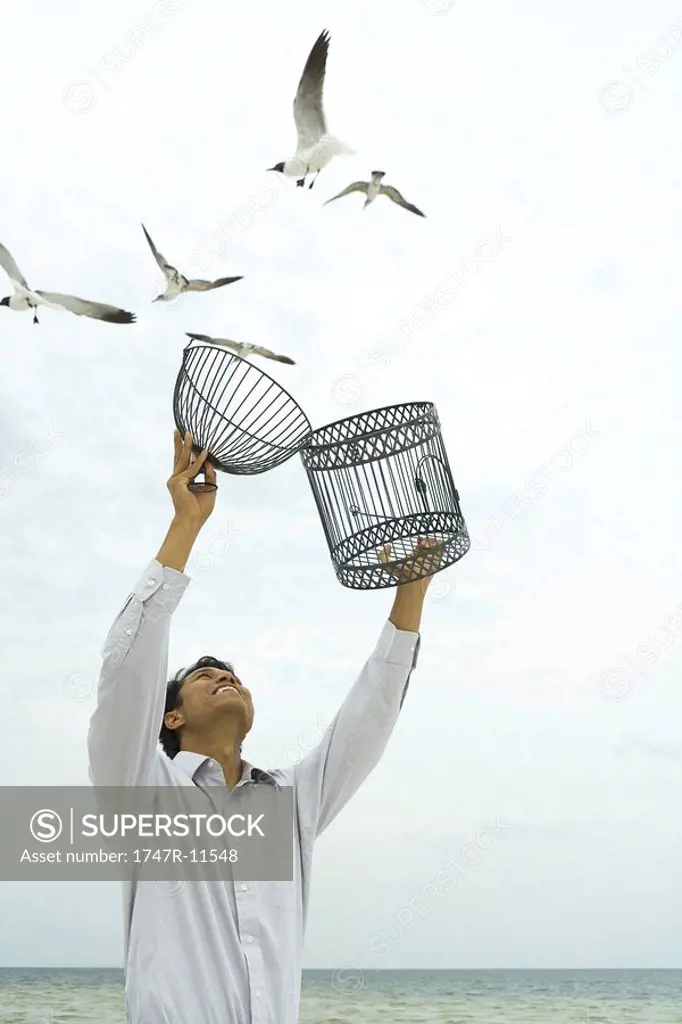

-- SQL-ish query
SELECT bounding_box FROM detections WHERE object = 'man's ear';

[164,709,185,731]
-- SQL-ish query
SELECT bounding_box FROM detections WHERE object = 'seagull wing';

[0,242,30,289]
[141,224,177,279]
[323,181,369,205]
[185,332,240,353]
[250,344,295,364]
[35,291,136,323]
[294,29,330,150]
[185,275,244,292]
[380,185,426,217]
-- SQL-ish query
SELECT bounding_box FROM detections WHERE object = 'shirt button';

[241,884,248,892]
[147,578,156,586]
[162,584,169,590]
[245,935,253,943]
[125,628,133,635]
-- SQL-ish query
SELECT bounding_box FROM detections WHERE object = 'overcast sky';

[0,0,681,971]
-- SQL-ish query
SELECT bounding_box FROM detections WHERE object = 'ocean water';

[0,968,681,1023]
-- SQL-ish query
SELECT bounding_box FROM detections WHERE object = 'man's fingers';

[204,461,217,486]
[173,429,183,471]
[173,431,193,475]
[184,448,209,479]
[182,432,193,469]
[377,543,392,564]
[378,537,443,582]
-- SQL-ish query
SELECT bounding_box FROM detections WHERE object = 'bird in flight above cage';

[324,171,426,217]
[0,242,136,325]
[266,29,354,190]
[185,332,296,365]
[141,224,243,303]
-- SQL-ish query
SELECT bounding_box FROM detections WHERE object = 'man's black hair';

[160,656,235,759]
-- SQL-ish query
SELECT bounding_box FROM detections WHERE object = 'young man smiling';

[88,430,440,1024]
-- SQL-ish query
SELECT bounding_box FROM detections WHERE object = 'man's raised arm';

[292,539,441,836]
[87,431,217,787]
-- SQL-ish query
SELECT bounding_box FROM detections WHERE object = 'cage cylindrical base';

[332,511,469,590]
[300,401,470,591]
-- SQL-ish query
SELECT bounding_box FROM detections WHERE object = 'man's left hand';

[378,536,444,590]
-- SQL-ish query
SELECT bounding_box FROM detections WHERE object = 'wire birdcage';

[173,343,312,476]
[300,402,470,590]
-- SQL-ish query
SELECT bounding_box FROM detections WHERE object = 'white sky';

[0,0,681,970]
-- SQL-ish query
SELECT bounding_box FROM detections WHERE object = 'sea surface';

[0,968,680,1023]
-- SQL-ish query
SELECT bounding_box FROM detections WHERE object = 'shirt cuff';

[131,560,190,613]
[375,620,421,670]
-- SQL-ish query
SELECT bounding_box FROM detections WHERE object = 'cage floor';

[333,526,470,591]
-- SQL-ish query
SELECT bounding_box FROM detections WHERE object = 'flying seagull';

[185,332,295,365]
[323,171,426,217]
[0,242,135,325]
[266,29,354,189]
[141,224,243,302]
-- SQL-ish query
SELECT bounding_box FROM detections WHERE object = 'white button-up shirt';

[88,560,420,1024]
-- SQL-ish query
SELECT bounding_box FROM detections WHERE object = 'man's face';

[168,665,254,740]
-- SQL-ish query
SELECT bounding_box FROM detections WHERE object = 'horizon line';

[1,966,679,972]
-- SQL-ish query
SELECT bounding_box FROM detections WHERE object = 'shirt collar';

[172,751,278,787]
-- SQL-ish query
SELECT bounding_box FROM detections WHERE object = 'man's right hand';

[156,432,218,572]
[168,430,217,528]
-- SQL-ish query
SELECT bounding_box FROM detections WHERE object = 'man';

[88,429,440,1024]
